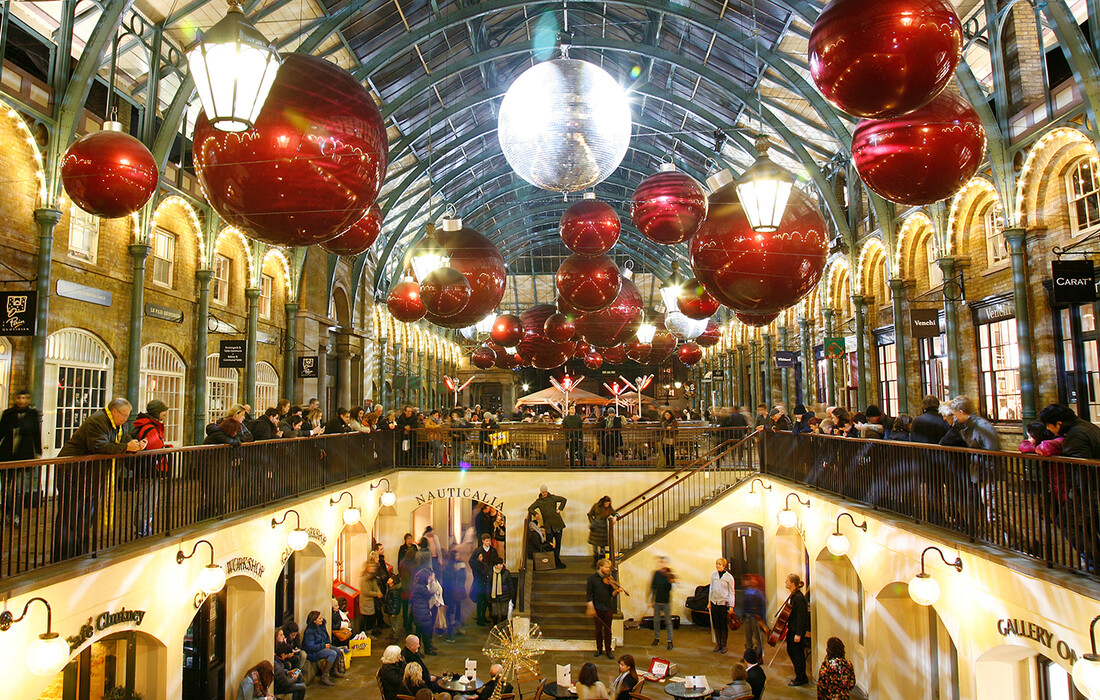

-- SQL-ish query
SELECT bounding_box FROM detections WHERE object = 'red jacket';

[132,413,170,470]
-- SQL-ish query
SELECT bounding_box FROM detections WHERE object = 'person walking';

[785,573,811,687]
[587,496,617,565]
[0,389,41,528]
[563,404,585,466]
[741,575,767,655]
[649,556,676,649]
[586,559,621,659]
[816,637,856,699]
[659,410,678,466]
[708,558,736,653]
[528,485,568,568]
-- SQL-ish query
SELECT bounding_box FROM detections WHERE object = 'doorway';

[183,589,226,700]
[43,328,114,457]
[47,631,165,700]
[275,555,296,629]
[721,523,765,598]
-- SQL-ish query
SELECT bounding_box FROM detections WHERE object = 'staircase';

[529,556,596,640]
[610,431,761,563]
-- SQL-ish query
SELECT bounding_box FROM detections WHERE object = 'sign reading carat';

[1051,260,1096,304]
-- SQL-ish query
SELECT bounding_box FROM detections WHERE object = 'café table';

[663,680,715,700]
[543,682,579,699]
[440,676,486,693]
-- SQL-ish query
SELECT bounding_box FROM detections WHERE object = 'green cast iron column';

[852,294,868,409]
[798,317,812,406]
[29,208,62,410]
[823,308,837,406]
[779,326,791,408]
[126,244,151,407]
[245,288,260,408]
[192,270,212,443]
[283,302,299,404]
[938,258,962,397]
[762,332,774,407]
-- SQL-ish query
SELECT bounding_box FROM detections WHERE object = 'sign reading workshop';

[1051,259,1096,304]
[910,308,941,338]
[219,340,246,368]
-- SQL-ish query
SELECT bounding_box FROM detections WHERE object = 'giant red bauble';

[735,311,780,327]
[573,341,593,359]
[650,331,678,363]
[851,91,987,206]
[491,314,525,347]
[691,184,827,315]
[678,342,703,366]
[387,280,426,322]
[599,345,628,365]
[517,305,577,370]
[320,204,382,255]
[696,320,722,347]
[631,167,708,244]
[472,345,497,369]
[556,254,622,312]
[575,277,644,347]
[61,124,158,219]
[808,0,962,119]
[544,313,577,343]
[559,197,620,256]
[420,267,472,318]
[193,54,388,246]
[422,224,507,328]
[584,352,604,370]
[677,277,721,320]
[625,341,652,364]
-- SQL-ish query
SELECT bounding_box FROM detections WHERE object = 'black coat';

[250,417,281,440]
[746,665,766,700]
[378,661,405,700]
[1059,416,1100,459]
[786,589,810,637]
[469,545,502,591]
[0,405,41,460]
[910,409,950,444]
[203,423,241,447]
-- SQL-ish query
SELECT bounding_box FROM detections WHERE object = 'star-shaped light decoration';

[482,618,545,700]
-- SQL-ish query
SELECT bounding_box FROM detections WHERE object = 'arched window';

[139,343,186,444]
[256,361,279,412]
[1067,157,1100,236]
[44,329,114,455]
[205,354,239,426]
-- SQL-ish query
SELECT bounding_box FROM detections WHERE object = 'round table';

[663,681,714,700]
[440,677,485,693]
[543,682,578,699]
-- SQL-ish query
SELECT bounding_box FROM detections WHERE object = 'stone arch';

[856,237,888,303]
[214,226,255,286]
[821,257,849,313]
[897,213,935,286]
[0,105,48,207]
[948,178,1005,268]
[868,581,960,700]
[813,550,867,690]
[225,574,266,699]
[153,195,204,265]
[332,285,352,329]
[262,248,292,297]
[1016,126,1096,228]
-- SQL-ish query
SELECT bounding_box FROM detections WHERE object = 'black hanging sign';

[1051,260,1096,304]
[775,350,797,368]
[297,356,318,378]
[218,340,246,368]
[0,291,36,336]
[910,308,941,338]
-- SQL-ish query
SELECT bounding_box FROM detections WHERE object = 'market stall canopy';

[516,387,610,408]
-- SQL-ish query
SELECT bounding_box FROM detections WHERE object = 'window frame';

[1067,157,1100,237]
[151,227,176,288]
[212,254,231,307]
[976,315,1023,422]
[984,205,1009,268]
[259,273,273,320]
[926,235,944,289]
[67,207,100,264]
[874,329,899,417]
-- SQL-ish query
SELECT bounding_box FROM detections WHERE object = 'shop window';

[68,207,99,264]
[875,330,899,416]
[978,317,1022,421]
[926,236,943,288]
[984,206,1008,266]
[259,273,273,319]
[1054,304,1100,424]
[919,332,950,402]
[1037,655,1085,700]
[205,353,239,425]
[1067,157,1100,236]
[256,361,279,412]
[813,345,827,404]
[151,227,175,288]
[139,343,186,445]
[44,329,114,456]
[212,254,231,306]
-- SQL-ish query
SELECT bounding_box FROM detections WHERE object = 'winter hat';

[793,403,806,415]
[539,484,549,494]
[146,400,168,418]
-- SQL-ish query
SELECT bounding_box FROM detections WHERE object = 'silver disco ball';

[498,58,632,193]
[665,311,708,341]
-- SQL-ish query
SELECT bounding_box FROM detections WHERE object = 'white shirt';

[708,570,736,607]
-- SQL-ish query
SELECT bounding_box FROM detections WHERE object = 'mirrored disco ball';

[498,58,632,193]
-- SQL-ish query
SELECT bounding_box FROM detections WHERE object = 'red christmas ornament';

[677,277,721,320]
[491,314,525,347]
[420,267,472,318]
[696,320,722,347]
[678,342,703,366]
[472,345,497,369]
[559,195,620,256]
[650,331,678,363]
[387,280,426,322]
[584,351,604,370]
[809,0,962,119]
[193,54,388,246]
[691,184,827,315]
[851,91,987,206]
[735,311,780,327]
[423,222,508,328]
[518,305,577,370]
[624,341,652,364]
[544,313,577,343]
[60,122,158,219]
[495,351,521,370]
[573,341,593,359]
[600,344,628,365]
[320,204,382,255]
[575,277,644,347]
[556,254,622,312]
[630,164,708,245]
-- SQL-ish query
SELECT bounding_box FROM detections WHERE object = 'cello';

[767,594,793,646]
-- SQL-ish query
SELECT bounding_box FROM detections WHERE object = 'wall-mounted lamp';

[908,546,962,606]
[330,491,362,525]
[1073,614,1100,700]
[826,513,867,557]
[777,493,810,529]
[272,509,309,551]
[0,597,70,676]
[371,478,397,508]
[176,539,227,595]
[745,478,772,508]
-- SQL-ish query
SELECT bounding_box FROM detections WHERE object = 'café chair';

[630,678,652,700]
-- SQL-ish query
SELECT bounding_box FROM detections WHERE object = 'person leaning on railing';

[1038,403,1100,573]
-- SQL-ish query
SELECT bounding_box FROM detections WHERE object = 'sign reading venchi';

[414,487,503,509]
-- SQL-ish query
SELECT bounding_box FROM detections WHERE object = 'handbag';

[435,605,448,631]
[333,627,353,642]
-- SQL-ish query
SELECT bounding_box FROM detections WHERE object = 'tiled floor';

[310,619,819,700]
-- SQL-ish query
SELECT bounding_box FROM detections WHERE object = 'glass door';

[1055,304,1100,424]
[183,589,226,700]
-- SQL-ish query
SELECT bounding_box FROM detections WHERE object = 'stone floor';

[311,620,819,700]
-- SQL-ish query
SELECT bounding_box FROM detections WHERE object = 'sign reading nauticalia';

[414,487,503,509]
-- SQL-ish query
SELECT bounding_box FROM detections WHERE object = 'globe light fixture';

[826,512,868,557]
[1073,615,1100,700]
[498,46,632,193]
[777,492,810,529]
[660,262,688,312]
[907,546,963,606]
[410,224,450,283]
[186,0,281,132]
[736,134,795,233]
[0,597,71,676]
[636,321,657,344]
[745,477,772,509]
[176,539,227,595]
[330,491,362,526]
[372,477,397,507]
[272,509,309,551]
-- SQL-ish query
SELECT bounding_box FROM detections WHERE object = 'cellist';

[784,573,811,687]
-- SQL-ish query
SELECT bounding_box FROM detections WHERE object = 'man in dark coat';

[251,407,284,440]
[1040,403,1100,459]
[910,395,950,444]
[528,486,568,568]
[562,405,585,466]
[325,408,353,435]
[469,533,503,625]
[0,389,42,527]
[395,405,418,465]
[1039,403,1100,572]
[743,648,767,700]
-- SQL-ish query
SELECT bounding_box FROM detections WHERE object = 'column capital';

[245,287,262,300]
[33,208,62,227]
[284,301,300,313]
[797,317,810,329]
[129,242,151,259]
[196,268,214,283]
[850,293,865,307]
[822,307,836,320]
